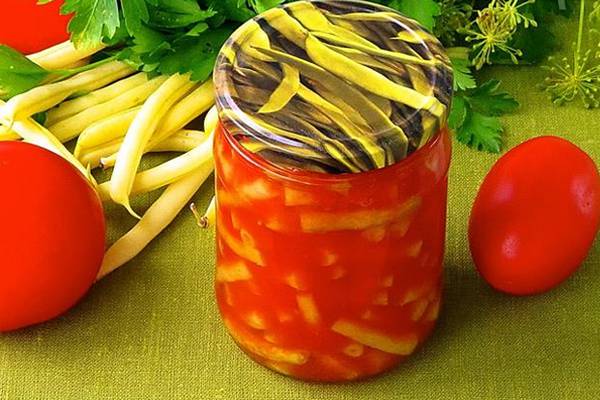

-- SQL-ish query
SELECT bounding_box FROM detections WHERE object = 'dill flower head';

[541,50,600,108]
[463,0,537,70]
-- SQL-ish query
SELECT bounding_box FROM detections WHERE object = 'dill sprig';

[462,0,537,70]
[540,0,600,108]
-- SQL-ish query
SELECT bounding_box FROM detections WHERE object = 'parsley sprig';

[45,0,285,82]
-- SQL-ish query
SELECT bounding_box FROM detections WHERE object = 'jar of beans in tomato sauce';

[213,0,453,382]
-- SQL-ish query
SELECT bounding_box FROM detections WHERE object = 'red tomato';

[0,142,105,332]
[469,136,600,295]
[1,0,71,54]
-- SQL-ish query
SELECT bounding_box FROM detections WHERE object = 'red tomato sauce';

[214,123,451,381]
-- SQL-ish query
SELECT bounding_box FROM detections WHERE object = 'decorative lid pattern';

[214,0,453,174]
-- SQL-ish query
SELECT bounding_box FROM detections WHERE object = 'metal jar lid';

[214,0,453,174]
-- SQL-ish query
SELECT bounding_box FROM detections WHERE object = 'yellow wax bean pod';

[50,76,168,143]
[0,61,134,122]
[261,8,308,48]
[27,40,106,70]
[296,293,321,325]
[300,195,421,233]
[47,73,149,125]
[305,35,444,117]
[216,260,253,282]
[74,107,141,156]
[287,2,379,50]
[225,109,320,150]
[419,114,439,148]
[297,84,372,132]
[204,105,219,135]
[424,297,441,321]
[310,31,439,67]
[253,50,387,167]
[219,222,265,267]
[259,64,300,114]
[331,319,418,356]
[220,44,236,64]
[0,100,90,180]
[147,80,215,150]
[363,92,393,118]
[224,318,310,365]
[325,45,403,76]
[314,355,360,380]
[329,11,412,23]
[0,126,19,141]
[406,65,434,96]
[239,21,275,62]
[100,83,215,168]
[284,187,317,206]
[395,30,439,45]
[410,299,430,321]
[268,110,368,171]
[255,46,409,161]
[98,129,213,201]
[151,129,206,153]
[80,129,205,170]
[109,73,195,217]
[79,139,122,170]
[244,312,268,330]
[194,195,216,229]
[97,165,213,280]
[326,15,377,42]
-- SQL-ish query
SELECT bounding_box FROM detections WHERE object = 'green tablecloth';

[1,14,599,400]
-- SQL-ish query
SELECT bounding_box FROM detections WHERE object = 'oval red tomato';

[469,136,600,295]
[1,0,71,54]
[0,142,105,332]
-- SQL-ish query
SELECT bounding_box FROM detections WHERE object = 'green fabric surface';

[1,11,600,400]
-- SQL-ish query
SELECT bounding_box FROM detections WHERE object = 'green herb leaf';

[451,80,519,153]
[378,0,441,31]
[0,46,50,101]
[61,0,121,48]
[455,106,504,153]
[148,0,216,29]
[467,80,520,116]
[204,0,256,23]
[122,0,150,35]
[448,94,467,129]
[157,26,235,82]
[450,56,476,91]
[249,0,284,14]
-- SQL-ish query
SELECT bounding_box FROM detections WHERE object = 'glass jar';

[213,0,453,382]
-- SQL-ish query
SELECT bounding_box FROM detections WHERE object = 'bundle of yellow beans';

[215,0,453,174]
[0,42,217,280]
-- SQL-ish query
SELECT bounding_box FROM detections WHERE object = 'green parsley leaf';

[378,0,441,31]
[249,0,284,14]
[467,79,519,116]
[450,80,519,153]
[61,0,121,48]
[448,94,467,129]
[157,26,235,82]
[450,56,476,91]
[0,46,50,100]
[148,0,216,29]
[122,0,150,35]
[455,106,504,153]
[203,0,256,23]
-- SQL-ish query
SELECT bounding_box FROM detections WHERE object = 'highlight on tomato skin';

[0,0,71,54]
[469,136,600,296]
[0,142,105,332]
